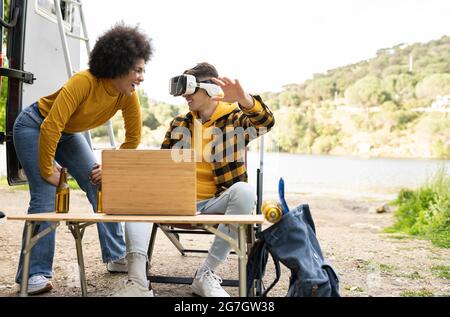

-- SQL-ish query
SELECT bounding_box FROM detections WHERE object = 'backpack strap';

[246,238,282,297]
[261,250,281,297]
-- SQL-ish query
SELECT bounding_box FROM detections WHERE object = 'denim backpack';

[247,204,340,297]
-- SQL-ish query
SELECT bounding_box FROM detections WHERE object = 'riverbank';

[0,186,448,297]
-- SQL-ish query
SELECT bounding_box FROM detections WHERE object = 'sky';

[82,0,450,104]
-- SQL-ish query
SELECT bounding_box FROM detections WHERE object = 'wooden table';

[8,213,264,297]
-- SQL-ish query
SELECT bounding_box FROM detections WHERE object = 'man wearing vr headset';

[114,62,275,297]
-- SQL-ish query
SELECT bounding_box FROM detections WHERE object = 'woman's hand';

[210,77,254,109]
[90,163,102,186]
[45,164,62,186]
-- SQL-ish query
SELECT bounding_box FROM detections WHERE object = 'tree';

[384,73,417,104]
[304,78,336,102]
[278,90,301,107]
[345,76,389,107]
[0,0,10,134]
[415,73,450,99]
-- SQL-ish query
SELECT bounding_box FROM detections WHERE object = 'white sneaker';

[107,257,128,273]
[27,275,53,295]
[112,280,154,297]
[191,270,230,297]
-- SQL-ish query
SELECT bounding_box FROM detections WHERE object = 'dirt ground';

[0,186,449,297]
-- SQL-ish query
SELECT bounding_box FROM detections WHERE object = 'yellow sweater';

[193,99,262,201]
[38,70,141,178]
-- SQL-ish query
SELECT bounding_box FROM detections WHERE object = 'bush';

[345,76,389,107]
[415,73,450,99]
[311,135,340,154]
[432,139,450,159]
[0,77,8,134]
[391,110,419,129]
[381,101,398,113]
[389,168,450,247]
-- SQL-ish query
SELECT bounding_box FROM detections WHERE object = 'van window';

[36,0,72,24]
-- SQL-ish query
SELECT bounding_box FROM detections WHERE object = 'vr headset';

[169,74,224,97]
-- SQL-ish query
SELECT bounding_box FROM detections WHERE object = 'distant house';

[413,95,450,113]
[431,95,450,110]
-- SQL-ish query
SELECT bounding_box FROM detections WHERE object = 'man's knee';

[228,182,256,214]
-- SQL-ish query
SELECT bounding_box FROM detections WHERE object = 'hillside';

[258,35,450,158]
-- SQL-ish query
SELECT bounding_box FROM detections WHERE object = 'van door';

[1,0,80,185]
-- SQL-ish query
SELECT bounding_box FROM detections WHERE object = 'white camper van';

[0,0,113,185]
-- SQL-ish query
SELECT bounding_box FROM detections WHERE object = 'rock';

[376,204,391,214]
[392,278,406,286]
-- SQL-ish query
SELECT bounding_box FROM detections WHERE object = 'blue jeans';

[13,103,126,283]
[126,182,256,262]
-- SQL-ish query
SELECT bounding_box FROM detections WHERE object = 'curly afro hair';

[89,23,153,79]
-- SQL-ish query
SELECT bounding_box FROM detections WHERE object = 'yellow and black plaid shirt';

[161,95,275,197]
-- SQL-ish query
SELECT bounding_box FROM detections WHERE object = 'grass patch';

[0,177,29,190]
[67,179,81,190]
[400,289,434,297]
[0,177,81,190]
[431,265,450,279]
[379,263,395,273]
[386,167,450,248]
[399,271,422,280]
[344,285,364,292]
[356,260,396,274]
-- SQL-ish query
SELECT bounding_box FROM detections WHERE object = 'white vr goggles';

[169,74,224,97]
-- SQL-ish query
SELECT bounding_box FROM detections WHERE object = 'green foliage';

[431,265,450,279]
[0,177,28,190]
[432,139,450,159]
[400,289,434,297]
[91,89,183,145]
[304,78,336,102]
[311,135,340,154]
[345,76,389,107]
[67,179,81,190]
[271,107,306,152]
[142,111,159,130]
[415,73,450,99]
[383,74,417,104]
[0,77,8,134]
[390,110,419,129]
[257,35,450,157]
[388,168,450,248]
[278,90,301,107]
[402,98,430,110]
[265,35,450,111]
[1,176,80,190]
[1,1,10,132]
[399,271,422,280]
[380,101,398,113]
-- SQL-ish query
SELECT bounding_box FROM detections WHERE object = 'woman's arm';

[120,92,142,149]
[39,74,90,180]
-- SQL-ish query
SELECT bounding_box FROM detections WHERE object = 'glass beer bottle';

[96,183,103,213]
[55,167,70,213]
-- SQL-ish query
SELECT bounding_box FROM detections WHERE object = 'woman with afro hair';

[12,23,153,295]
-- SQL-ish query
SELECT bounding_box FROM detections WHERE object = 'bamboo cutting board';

[101,149,197,215]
